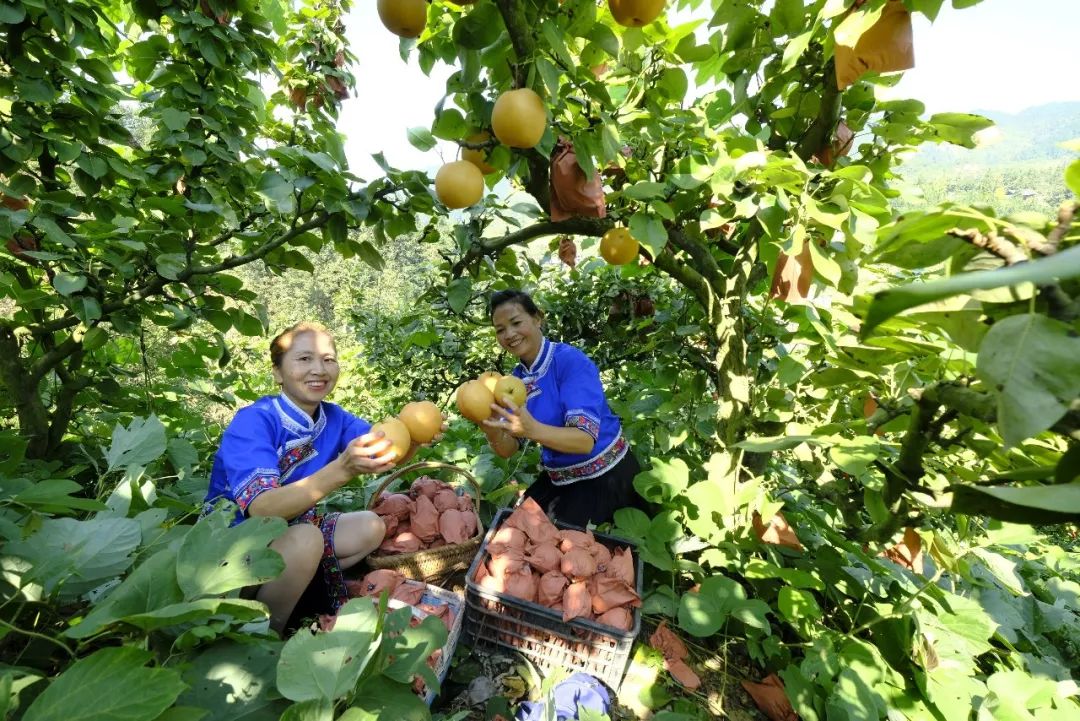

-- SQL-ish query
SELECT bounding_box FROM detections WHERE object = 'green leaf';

[12,479,106,514]
[588,24,619,58]
[23,648,185,721]
[155,253,187,280]
[406,127,436,152]
[52,272,87,296]
[176,513,287,598]
[452,3,503,49]
[951,483,1080,523]
[657,68,688,102]
[624,182,666,201]
[105,415,167,472]
[349,682,428,721]
[0,2,27,24]
[735,435,832,452]
[256,171,296,215]
[177,641,289,721]
[778,588,822,623]
[1066,159,1080,197]
[742,559,825,591]
[382,613,448,685]
[355,241,385,271]
[121,598,268,632]
[613,507,652,538]
[633,458,689,504]
[198,37,223,68]
[33,216,75,247]
[976,314,1080,446]
[432,109,468,141]
[828,437,880,477]
[677,575,747,637]
[66,547,183,639]
[277,599,380,703]
[781,30,813,71]
[446,277,472,314]
[1056,445,1080,484]
[628,213,668,257]
[807,241,842,287]
[926,112,994,148]
[160,108,191,132]
[862,243,1080,337]
[7,516,141,601]
[280,701,333,721]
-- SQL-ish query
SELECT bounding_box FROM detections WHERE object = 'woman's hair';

[488,289,542,320]
[269,322,334,367]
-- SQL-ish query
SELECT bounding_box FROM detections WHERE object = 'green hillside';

[895,101,1079,213]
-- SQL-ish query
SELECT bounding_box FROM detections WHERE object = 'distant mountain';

[905,101,1080,168]
[895,102,1078,213]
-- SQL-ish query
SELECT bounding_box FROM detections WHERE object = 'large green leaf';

[66,547,183,639]
[951,483,1080,523]
[677,575,747,637]
[862,244,1080,337]
[276,599,380,703]
[633,458,689,504]
[22,648,185,721]
[976,314,1080,446]
[121,599,268,632]
[382,611,447,688]
[348,682,428,721]
[7,517,141,601]
[176,514,286,599]
[177,641,289,721]
[255,171,296,216]
[11,479,106,514]
[105,415,167,472]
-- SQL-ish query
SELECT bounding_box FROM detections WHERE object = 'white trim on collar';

[273,394,327,440]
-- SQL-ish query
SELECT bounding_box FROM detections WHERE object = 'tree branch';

[948,227,1028,265]
[1044,201,1078,255]
[451,217,612,277]
[794,59,841,162]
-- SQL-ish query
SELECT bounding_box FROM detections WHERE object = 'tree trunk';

[0,328,50,458]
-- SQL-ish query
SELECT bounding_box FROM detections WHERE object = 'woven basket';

[364,461,484,582]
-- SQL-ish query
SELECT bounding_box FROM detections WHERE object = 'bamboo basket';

[364,461,484,582]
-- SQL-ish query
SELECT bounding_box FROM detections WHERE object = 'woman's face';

[493,302,544,366]
[272,331,339,415]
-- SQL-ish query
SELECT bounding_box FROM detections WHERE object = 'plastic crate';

[463,508,644,690]
[387,582,464,707]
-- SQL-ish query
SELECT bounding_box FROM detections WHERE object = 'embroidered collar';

[273,393,327,439]
[519,337,555,383]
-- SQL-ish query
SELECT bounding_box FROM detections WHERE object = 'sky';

[337,0,1080,180]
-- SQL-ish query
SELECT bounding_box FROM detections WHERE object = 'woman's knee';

[334,511,385,556]
[272,523,325,573]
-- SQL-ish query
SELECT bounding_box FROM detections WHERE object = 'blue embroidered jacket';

[511,338,628,485]
[204,393,371,523]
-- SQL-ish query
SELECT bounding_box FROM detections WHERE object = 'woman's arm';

[248,432,396,519]
[483,401,595,455]
[247,459,351,519]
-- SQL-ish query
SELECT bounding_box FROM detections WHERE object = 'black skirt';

[524,448,646,528]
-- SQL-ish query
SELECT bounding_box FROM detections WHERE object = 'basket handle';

[367,461,482,510]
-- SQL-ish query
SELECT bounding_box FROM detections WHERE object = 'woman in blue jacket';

[204,322,442,633]
[483,290,643,527]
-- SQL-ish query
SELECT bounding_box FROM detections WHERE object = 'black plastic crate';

[463,508,644,690]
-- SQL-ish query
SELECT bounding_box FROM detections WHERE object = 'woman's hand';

[483,399,536,440]
[336,432,397,477]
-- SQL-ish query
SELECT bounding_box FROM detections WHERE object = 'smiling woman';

[484,290,650,527]
[202,322,440,634]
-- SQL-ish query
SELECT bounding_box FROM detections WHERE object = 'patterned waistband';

[543,434,629,486]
